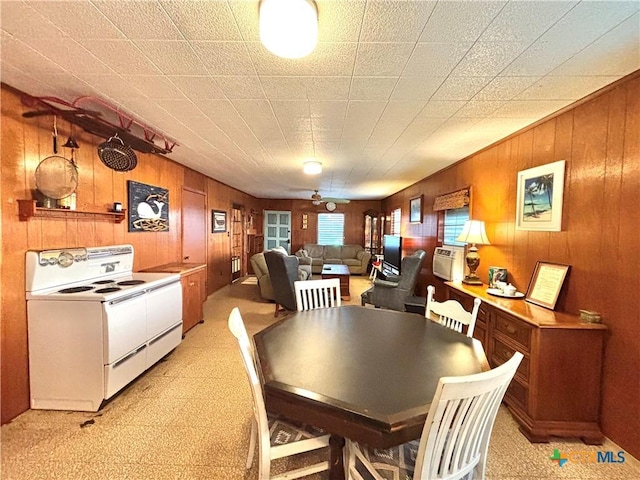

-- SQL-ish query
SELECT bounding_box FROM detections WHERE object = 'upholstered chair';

[265,249,307,316]
[361,250,427,312]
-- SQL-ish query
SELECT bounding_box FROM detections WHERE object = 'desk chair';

[346,351,523,480]
[228,308,330,479]
[426,285,481,337]
[295,278,341,311]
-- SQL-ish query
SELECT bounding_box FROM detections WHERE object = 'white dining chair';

[346,351,524,480]
[426,285,481,337]
[228,308,330,479]
[294,278,341,311]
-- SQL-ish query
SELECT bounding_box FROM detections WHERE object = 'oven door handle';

[113,344,147,368]
[108,290,146,305]
[145,280,180,293]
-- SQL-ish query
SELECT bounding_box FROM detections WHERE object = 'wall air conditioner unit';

[432,245,466,282]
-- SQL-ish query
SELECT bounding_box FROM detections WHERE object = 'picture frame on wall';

[409,195,423,223]
[127,180,169,233]
[525,261,570,310]
[212,210,227,233]
[515,160,565,231]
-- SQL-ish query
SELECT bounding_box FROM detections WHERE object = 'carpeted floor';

[2,276,639,479]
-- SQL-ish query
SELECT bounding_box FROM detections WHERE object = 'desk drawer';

[490,337,530,381]
[505,377,528,411]
[494,312,531,351]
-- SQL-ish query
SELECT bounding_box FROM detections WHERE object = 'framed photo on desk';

[525,261,570,310]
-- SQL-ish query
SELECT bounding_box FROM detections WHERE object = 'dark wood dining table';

[253,305,489,480]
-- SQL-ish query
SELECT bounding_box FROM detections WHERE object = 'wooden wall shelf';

[17,199,126,223]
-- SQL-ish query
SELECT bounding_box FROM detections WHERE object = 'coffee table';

[321,264,350,300]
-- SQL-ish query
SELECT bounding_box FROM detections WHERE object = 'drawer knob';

[506,325,516,334]
[189,282,195,287]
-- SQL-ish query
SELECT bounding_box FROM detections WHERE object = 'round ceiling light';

[303,160,322,175]
[259,0,318,59]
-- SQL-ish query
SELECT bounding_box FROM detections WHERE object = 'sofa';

[250,246,312,301]
[295,244,371,275]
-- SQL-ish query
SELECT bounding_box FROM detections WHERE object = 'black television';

[382,235,403,276]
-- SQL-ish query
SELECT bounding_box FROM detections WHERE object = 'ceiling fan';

[311,190,350,207]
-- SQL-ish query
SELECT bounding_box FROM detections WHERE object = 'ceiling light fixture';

[303,160,322,175]
[259,0,318,59]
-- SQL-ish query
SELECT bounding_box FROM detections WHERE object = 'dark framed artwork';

[127,180,169,232]
[212,210,227,233]
[409,195,423,223]
[525,261,570,310]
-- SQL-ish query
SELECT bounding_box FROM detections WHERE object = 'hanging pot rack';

[21,94,178,155]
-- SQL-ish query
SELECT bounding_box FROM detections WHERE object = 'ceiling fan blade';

[323,198,350,204]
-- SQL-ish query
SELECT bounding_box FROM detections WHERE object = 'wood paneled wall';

[0,85,261,423]
[383,71,640,459]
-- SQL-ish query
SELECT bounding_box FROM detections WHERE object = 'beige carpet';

[2,276,638,479]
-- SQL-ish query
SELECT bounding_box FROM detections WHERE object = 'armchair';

[361,250,427,312]
[264,249,305,316]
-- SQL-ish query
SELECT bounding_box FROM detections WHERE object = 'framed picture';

[516,160,565,231]
[127,180,169,232]
[409,195,423,223]
[212,210,227,233]
[525,261,570,310]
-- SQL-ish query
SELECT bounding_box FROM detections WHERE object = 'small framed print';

[516,160,565,231]
[409,195,422,223]
[212,210,227,233]
[525,261,570,310]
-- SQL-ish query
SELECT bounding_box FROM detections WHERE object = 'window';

[443,206,470,246]
[390,208,401,236]
[318,213,344,245]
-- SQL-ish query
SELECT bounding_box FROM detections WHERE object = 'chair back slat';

[426,285,481,337]
[414,352,523,480]
[295,278,341,311]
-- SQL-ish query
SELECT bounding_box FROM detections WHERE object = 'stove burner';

[93,280,114,285]
[59,286,94,294]
[95,287,122,294]
[117,280,145,286]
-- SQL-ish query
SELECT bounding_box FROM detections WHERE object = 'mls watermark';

[550,448,626,467]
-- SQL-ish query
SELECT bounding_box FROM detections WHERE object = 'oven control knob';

[48,258,57,265]
[58,251,74,268]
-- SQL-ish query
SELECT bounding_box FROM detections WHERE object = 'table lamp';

[456,220,490,285]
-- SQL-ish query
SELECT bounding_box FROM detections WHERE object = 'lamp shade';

[259,0,318,59]
[303,160,322,175]
[456,220,490,245]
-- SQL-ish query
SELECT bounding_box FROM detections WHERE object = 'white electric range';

[26,244,183,411]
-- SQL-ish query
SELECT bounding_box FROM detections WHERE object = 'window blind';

[318,213,344,245]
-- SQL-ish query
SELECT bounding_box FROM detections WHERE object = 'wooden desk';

[254,305,488,480]
[445,282,606,444]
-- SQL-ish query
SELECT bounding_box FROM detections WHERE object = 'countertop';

[140,262,206,275]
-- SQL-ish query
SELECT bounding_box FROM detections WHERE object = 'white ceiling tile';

[453,100,506,118]
[75,74,149,101]
[481,1,577,42]
[515,76,621,101]
[418,101,466,118]
[360,1,436,42]
[492,100,570,118]
[122,75,186,100]
[160,0,242,41]
[261,76,350,101]
[0,3,65,40]
[550,13,640,76]
[431,77,492,101]
[317,0,367,42]
[134,40,208,75]
[473,76,540,101]
[404,43,473,77]
[30,0,126,40]
[169,76,226,100]
[190,41,255,75]
[1,33,68,75]
[452,42,529,77]
[390,77,447,101]
[248,42,357,76]
[354,43,415,76]
[82,40,162,75]
[25,36,112,75]
[349,77,397,101]
[92,0,181,40]
[419,1,506,43]
[215,76,266,100]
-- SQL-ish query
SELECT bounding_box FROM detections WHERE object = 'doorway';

[182,188,206,264]
[264,211,291,253]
